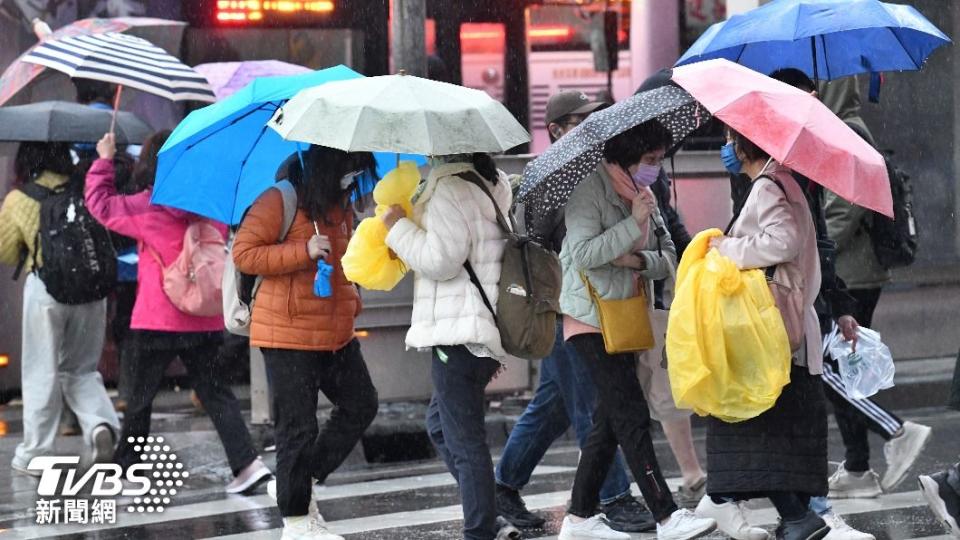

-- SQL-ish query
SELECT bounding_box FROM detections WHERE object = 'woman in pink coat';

[85,132,271,494]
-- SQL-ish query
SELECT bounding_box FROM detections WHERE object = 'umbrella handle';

[110,85,124,135]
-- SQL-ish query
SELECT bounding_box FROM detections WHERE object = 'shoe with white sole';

[658,508,717,540]
[11,459,42,478]
[268,479,325,527]
[89,424,115,464]
[226,457,272,494]
[828,463,882,499]
[558,514,630,539]
[280,515,343,540]
[918,466,960,539]
[695,495,770,540]
[821,512,875,540]
[882,421,932,492]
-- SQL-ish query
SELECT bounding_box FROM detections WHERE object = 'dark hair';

[14,142,73,185]
[287,145,379,223]
[76,153,137,194]
[74,79,116,105]
[769,68,816,93]
[471,153,499,184]
[602,119,672,169]
[132,130,172,192]
[728,129,770,163]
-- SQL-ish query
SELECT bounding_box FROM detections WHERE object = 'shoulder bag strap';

[464,260,497,323]
[274,180,298,242]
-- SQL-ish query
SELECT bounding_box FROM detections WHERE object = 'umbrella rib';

[231,123,271,224]
[886,26,922,70]
[184,101,279,151]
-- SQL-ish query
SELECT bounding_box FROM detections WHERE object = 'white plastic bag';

[824,325,896,399]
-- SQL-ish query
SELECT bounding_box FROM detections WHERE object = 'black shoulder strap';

[19,182,55,202]
[464,260,497,322]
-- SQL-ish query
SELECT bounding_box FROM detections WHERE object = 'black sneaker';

[918,464,960,538]
[600,494,657,533]
[774,511,830,540]
[495,485,545,528]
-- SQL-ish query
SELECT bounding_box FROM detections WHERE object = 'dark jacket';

[652,168,691,308]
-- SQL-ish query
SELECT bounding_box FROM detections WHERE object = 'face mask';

[630,163,660,187]
[720,142,742,174]
[340,170,363,190]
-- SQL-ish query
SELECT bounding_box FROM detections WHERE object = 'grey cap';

[545,90,605,125]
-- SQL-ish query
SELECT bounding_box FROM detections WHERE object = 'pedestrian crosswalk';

[3,463,955,540]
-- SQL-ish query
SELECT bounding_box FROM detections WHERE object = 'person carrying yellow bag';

[666,228,792,423]
[341,161,419,290]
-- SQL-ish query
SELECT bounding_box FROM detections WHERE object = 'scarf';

[603,159,640,204]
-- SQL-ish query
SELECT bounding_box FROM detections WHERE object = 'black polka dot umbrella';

[517,85,711,223]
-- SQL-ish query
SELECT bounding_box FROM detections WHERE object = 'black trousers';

[568,334,677,522]
[831,287,902,472]
[263,340,378,517]
[114,332,259,475]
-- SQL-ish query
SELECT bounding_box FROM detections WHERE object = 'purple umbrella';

[194,60,311,100]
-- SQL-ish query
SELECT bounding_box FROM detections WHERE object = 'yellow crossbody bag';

[581,272,654,354]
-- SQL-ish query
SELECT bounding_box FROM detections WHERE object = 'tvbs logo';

[29,436,187,516]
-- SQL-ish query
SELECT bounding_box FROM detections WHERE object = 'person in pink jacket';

[85,132,271,495]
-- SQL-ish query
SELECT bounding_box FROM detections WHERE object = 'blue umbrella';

[152,65,421,224]
[675,0,951,82]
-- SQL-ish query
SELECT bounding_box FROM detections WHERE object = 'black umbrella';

[517,85,711,221]
[0,101,152,144]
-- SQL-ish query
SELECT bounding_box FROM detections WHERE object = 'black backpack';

[867,158,918,269]
[19,181,117,304]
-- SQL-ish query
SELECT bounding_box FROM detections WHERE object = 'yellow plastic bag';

[666,228,792,423]
[342,161,419,291]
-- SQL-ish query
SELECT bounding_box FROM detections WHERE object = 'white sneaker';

[658,508,717,540]
[268,479,325,528]
[695,495,770,540]
[828,462,882,499]
[89,424,115,464]
[882,421,932,491]
[280,515,343,540]
[225,457,272,494]
[558,514,631,539]
[822,512,875,540]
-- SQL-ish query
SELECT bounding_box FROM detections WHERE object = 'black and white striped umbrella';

[22,32,215,103]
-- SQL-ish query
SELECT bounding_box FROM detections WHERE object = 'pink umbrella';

[672,59,892,217]
[194,61,311,101]
[0,17,186,106]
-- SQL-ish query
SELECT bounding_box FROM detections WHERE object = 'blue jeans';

[427,346,502,540]
[809,496,831,516]
[495,326,632,504]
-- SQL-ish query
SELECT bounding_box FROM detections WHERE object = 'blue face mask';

[720,142,742,174]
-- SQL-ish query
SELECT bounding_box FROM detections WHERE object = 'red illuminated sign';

[215,0,335,24]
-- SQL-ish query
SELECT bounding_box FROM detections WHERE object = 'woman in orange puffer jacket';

[233,145,379,540]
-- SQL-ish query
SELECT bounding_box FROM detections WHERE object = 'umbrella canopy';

[517,85,710,220]
[152,65,412,225]
[194,60,311,100]
[22,32,215,103]
[0,17,186,106]
[672,59,892,217]
[676,0,950,80]
[268,73,530,155]
[0,101,152,144]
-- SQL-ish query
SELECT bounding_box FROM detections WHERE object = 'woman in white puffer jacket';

[382,153,510,540]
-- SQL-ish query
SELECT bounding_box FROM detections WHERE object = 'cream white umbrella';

[267,73,530,155]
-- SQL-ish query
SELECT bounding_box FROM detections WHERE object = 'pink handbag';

[148,220,226,317]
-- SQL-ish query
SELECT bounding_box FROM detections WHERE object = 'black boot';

[495,484,546,528]
[775,511,830,540]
